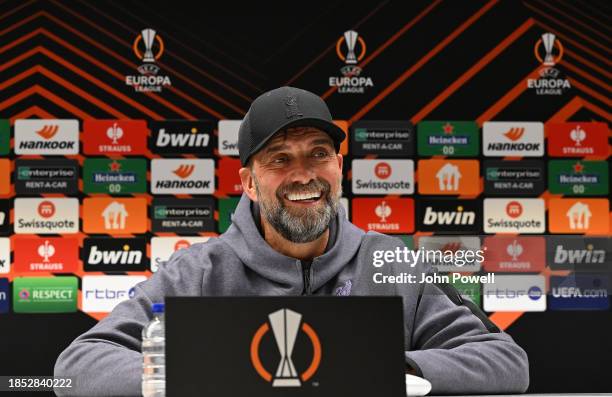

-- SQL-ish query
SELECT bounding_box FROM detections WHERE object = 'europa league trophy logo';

[541,33,556,66]
[344,30,359,65]
[250,308,322,387]
[269,308,301,386]
[141,28,156,63]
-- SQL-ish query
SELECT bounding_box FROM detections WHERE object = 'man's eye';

[272,156,288,164]
[313,150,329,158]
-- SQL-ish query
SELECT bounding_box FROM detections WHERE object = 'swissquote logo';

[83,238,148,272]
[527,32,571,96]
[14,198,79,234]
[250,308,321,387]
[125,28,172,92]
[151,159,215,194]
[14,119,79,155]
[0,238,9,274]
[218,120,241,156]
[150,120,214,155]
[150,237,211,272]
[351,159,414,194]
[482,122,544,157]
[483,198,545,234]
[329,30,373,94]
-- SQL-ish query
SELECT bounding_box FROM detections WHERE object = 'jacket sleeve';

[405,280,530,394]
[53,247,206,397]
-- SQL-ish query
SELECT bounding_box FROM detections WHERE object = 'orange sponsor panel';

[83,197,148,234]
[417,159,479,195]
[333,120,349,155]
[0,159,10,195]
[548,198,609,234]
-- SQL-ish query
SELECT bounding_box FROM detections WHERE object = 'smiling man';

[54,86,529,396]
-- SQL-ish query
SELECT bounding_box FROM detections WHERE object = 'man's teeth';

[287,192,322,201]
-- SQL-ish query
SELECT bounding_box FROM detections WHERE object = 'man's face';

[240,127,343,243]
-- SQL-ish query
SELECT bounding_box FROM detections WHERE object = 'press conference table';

[428,394,612,396]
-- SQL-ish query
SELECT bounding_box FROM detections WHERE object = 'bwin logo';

[156,128,210,148]
[554,244,605,264]
[88,245,143,265]
[423,206,475,225]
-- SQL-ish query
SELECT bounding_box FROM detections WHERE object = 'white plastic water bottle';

[142,303,165,397]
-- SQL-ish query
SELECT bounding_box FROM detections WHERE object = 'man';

[54,87,529,395]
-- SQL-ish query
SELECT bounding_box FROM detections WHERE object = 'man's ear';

[336,153,343,170]
[239,166,258,202]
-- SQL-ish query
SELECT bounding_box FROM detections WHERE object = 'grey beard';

[254,175,341,244]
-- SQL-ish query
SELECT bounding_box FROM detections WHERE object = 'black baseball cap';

[238,86,346,166]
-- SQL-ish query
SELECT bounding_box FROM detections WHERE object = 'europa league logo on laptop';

[250,308,322,387]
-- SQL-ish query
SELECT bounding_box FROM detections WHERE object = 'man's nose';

[288,159,317,185]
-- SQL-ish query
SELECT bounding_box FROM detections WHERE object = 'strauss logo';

[106,123,124,144]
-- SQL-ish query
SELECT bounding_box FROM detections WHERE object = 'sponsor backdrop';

[0,0,610,392]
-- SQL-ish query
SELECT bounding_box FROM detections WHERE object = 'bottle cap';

[152,303,165,314]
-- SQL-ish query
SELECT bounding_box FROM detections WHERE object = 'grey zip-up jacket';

[54,194,529,395]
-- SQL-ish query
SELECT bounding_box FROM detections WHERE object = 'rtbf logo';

[484,275,546,312]
[483,122,544,157]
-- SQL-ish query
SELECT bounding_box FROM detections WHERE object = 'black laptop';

[166,296,406,397]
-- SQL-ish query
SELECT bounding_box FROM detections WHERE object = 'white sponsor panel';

[340,197,349,219]
[352,159,414,194]
[484,198,545,234]
[14,198,79,234]
[417,236,482,272]
[151,159,215,194]
[150,237,211,272]
[82,275,147,313]
[0,238,9,274]
[483,275,546,312]
[218,120,241,156]
[14,119,79,155]
[482,122,544,157]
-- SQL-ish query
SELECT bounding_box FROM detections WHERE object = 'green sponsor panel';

[83,158,147,194]
[417,121,479,156]
[450,279,481,306]
[397,235,414,249]
[0,119,9,155]
[548,160,608,196]
[218,197,240,233]
[13,276,78,313]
